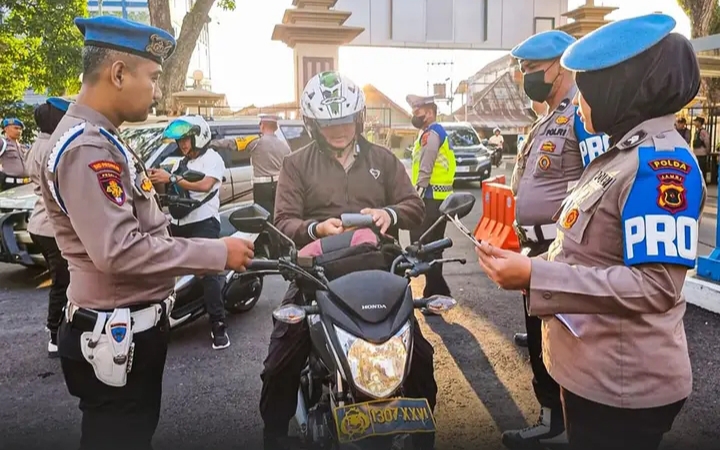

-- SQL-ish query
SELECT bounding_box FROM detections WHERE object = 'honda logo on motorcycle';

[361,304,387,310]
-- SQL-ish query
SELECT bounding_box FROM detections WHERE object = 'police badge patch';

[656,173,687,214]
[146,34,174,60]
[97,172,126,206]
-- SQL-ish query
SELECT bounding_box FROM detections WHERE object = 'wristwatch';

[169,175,178,184]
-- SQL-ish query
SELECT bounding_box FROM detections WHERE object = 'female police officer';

[476,13,704,450]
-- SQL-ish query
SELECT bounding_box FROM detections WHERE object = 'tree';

[148,0,236,114]
[1,0,86,99]
[678,0,720,105]
[0,0,86,141]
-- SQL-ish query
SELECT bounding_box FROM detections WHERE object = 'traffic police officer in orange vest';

[503,29,610,449]
[40,16,254,450]
[406,94,456,298]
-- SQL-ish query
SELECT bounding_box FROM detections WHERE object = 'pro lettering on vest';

[621,146,703,268]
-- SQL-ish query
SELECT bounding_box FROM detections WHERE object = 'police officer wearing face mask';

[405,94,456,299]
[503,30,611,449]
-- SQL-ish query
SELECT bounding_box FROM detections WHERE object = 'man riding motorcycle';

[260,70,438,450]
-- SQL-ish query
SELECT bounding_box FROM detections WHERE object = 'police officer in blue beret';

[499,29,611,449]
[39,16,254,450]
[0,117,30,190]
[478,13,703,450]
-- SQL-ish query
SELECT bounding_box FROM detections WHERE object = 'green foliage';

[0,0,87,103]
[0,102,38,144]
[217,0,237,10]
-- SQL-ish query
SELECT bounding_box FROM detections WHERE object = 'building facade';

[86,0,212,89]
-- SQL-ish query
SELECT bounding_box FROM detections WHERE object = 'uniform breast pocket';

[557,188,604,244]
[532,137,566,179]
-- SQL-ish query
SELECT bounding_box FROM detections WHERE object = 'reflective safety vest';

[412,123,456,200]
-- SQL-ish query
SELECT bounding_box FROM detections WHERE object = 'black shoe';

[211,321,230,350]
[501,407,567,449]
[47,329,59,358]
[514,333,528,348]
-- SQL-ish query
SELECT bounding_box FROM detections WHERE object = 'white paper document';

[554,314,581,338]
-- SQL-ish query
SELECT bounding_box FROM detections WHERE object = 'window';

[119,126,167,163]
[447,128,481,148]
[280,125,312,152]
[534,17,555,34]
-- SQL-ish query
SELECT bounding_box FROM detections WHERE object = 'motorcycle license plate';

[333,398,436,444]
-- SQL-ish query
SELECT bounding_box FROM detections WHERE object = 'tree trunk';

[148,0,217,115]
[678,0,715,38]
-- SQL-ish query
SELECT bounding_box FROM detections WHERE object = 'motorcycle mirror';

[181,169,205,183]
[424,295,457,315]
[229,204,271,234]
[272,304,306,325]
[439,192,476,219]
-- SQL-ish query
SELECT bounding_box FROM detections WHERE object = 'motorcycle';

[229,192,476,449]
[486,142,503,168]
[158,169,268,329]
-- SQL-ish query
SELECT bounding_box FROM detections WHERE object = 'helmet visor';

[163,120,200,141]
[312,114,358,128]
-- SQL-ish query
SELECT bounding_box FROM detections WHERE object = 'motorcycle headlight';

[333,322,412,399]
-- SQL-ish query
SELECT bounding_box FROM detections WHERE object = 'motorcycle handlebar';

[417,238,453,258]
[246,259,280,271]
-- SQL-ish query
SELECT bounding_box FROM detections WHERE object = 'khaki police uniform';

[38,16,228,450]
[0,136,30,189]
[247,114,291,220]
[502,28,613,449]
[539,14,703,448]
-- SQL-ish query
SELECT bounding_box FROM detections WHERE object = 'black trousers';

[253,181,277,222]
[259,284,438,445]
[170,217,225,324]
[523,241,562,412]
[409,197,451,297]
[561,387,685,450]
[29,233,70,333]
[58,307,170,450]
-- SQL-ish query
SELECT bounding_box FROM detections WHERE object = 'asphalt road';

[1,170,719,450]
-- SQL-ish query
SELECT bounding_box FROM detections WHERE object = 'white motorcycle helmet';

[300,71,366,152]
[163,114,212,152]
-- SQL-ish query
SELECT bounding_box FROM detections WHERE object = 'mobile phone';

[448,215,483,248]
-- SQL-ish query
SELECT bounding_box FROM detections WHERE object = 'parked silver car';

[0,117,311,267]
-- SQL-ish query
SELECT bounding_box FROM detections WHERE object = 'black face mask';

[523,70,554,103]
[411,115,426,129]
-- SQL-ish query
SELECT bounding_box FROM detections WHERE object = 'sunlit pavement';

[0,166,718,449]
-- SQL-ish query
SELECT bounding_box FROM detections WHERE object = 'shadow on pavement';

[424,313,528,432]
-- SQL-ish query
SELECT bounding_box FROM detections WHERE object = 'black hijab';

[33,103,67,135]
[575,33,701,146]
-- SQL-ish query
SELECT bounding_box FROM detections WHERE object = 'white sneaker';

[501,407,568,449]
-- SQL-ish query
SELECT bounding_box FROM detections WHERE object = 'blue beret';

[74,15,176,64]
[561,13,676,72]
[510,30,577,61]
[47,97,71,112]
[1,118,24,128]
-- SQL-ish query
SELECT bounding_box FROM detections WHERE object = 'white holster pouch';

[80,308,134,388]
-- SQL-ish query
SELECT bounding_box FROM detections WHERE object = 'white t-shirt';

[488,135,504,147]
[173,148,225,226]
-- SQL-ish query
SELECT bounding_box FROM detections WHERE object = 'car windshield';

[447,128,481,148]
[119,126,167,162]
